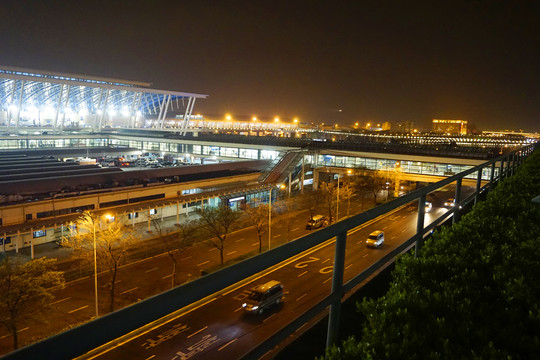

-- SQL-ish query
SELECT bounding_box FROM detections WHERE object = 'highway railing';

[2,143,536,360]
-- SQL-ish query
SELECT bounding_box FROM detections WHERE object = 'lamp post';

[336,173,340,222]
[92,216,98,318]
[268,184,285,250]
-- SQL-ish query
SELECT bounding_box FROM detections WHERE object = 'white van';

[306,215,327,230]
[242,280,284,315]
[366,230,385,248]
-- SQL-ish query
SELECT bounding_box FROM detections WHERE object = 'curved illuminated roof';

[0,65,208,132]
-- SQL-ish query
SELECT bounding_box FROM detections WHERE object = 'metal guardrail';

[2,144,536,360]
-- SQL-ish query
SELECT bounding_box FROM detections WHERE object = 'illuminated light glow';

[108,109,117,116]
[121,107,130,117]
[78,108,88,117]
[225,114,232,121]
[274,117,280,122]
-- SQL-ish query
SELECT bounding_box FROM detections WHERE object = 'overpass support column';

[474,168,482,205]
[300,154,305,194]
[313,169,320,191]
[414,194,426,258]
[499,158,505,182]
[326,230,347,348]
[453,178,462,224]
[489,162,496,191]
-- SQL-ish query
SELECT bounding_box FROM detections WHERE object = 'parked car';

[366,230,385,248]
[242,280,284,315]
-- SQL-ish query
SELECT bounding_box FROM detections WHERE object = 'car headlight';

[242,303,247,308]
[251,306,258,310]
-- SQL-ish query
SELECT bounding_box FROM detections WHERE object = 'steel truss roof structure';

[0,66,207,133]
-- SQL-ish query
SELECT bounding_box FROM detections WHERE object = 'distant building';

[432,119,467,134]
[382,122,391,131]
[396,121,414,133]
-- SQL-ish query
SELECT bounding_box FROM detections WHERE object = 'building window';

[26,214,33,221]
[149,209,157,215]
[128,212,139,219]
[33,230,46,238]
[0,236,11,245]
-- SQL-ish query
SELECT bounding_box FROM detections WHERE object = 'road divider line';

[292,227,300,231]
[251,242,259,246]
[0,327,29,339]
[120,287,138,295]
[218,338,237,351]
[69,305,88,314]
[321,258,330,264]
[273,234,281,238]
[362,253,369,258]
[263,313,276,323]
[181,256,192,261]
[227,251,237,255]
[235,238,245,242]
[144,267,159,273]
[323,278,332,284]
[187,326,208,338]
[145,355,155,360]
[161,274,172,279]
[297,270,308,278]
[296,293,307,302]
[197,261,210,267]
[52,297,70,305]
[345,264,353,270]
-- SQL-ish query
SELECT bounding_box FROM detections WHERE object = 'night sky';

[1,0,538,131]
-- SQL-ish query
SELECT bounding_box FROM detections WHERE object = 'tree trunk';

[258,233,262,253]
[171,260,177,289]
[110,266,118,313]
[10,322,18,350]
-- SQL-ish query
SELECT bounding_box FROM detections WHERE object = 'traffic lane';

[85,192,462,359]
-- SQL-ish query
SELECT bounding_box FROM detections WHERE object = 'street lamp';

[91,213,112,318]
[268,184,285,250]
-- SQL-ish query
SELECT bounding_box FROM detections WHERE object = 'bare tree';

[244,202,270,253]
[339,177,356,217]
[0,256,64,349]
[148,214,199,288]
[298,190,322,221]
[278,196,297,242]
[361,170,388,205]
[63,212,139,312]
[319,181,337,224]
[195,206,242,265]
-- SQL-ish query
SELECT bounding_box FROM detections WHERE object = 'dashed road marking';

[227,251,237,255]
[52,297,70,305]
[296,293,307,302]
[235,238,245,242]
[292,227,300,231]
[187,326,208,339]
[0,327,29,339]
[297,270,308,277]
[120,287,138,295]
[145,267,159,273]
[68,305,88,314]
[218,338,237,351]
[181,256,192,261]
[197,261,210,267]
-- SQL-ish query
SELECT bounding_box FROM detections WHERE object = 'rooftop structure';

[0,65,208,133]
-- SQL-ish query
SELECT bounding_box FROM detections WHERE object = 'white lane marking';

[296,293,307,302]
[0,327,29,339]
[323,277,332,284]
[252,242,259,246]
[52,297,70,305]
[145,267,159,273]
[68,305,88,314]
[209,248,217,251]
[362,253,369,258]
[292,227,300,231]
[161,274,172,279]
[345,264,353,270]
[235,238,245,242]
[273,234,282,238]
[181,256,192,261]
[187,326,208,339]
[321,258,330,264]
[120,287,138,295]
[218,338,237,351]
[145,355,156,360]
[197,261,210,267]
[390,236,396,240]
[297,270,308,278]
[227,251,237,255]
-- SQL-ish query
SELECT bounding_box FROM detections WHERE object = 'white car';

[366,230,384,248]
[424,201,433,212]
